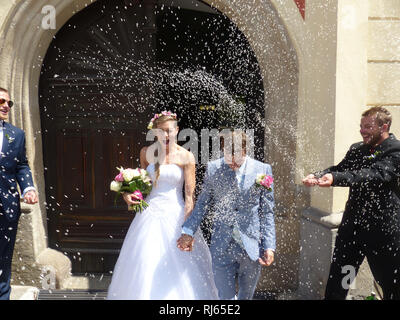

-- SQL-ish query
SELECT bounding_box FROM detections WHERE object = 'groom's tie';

[232,168,245,249]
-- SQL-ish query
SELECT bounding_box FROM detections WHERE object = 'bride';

[107,111,218,300]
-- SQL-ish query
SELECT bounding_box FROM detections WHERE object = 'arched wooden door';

[39,0,265,274]
[39,0,159,274]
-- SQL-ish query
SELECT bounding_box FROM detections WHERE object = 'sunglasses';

[0,98,13,108]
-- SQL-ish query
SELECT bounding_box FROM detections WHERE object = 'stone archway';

[0,0,304,292]
[202,0,302,292]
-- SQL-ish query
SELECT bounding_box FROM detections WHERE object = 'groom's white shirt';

[0,120,4,155]
[233,155,248,185]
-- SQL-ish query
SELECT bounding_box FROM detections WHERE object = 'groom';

[177,130,276,300]
[0,87,38,300]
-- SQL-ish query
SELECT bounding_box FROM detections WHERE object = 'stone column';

[0,0,94,291]
[298,207,342,299]
[297,0,371,299]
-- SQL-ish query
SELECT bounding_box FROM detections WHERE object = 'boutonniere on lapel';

[365,150,381,160]
[5,133,15,144]
[255,174,274,191]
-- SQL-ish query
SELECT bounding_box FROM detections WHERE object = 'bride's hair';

[152,114,178,185]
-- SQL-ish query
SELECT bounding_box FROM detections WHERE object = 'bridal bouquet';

[110,167,152,212]
[255,174,274,192]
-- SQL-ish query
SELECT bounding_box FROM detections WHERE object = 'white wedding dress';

[107,163,219,300]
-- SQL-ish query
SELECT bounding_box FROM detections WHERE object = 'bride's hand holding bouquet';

[110,167,152,212]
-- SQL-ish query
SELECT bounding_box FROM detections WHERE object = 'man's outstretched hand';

[302,173,333,187]
[317,173,333,187]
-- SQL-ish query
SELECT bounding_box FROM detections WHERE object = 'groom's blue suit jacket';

[0,122,34,221]
[183,157,276,261]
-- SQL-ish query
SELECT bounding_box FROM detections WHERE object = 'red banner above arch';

[294,0,305,20]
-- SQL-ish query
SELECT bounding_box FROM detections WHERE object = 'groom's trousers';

[212,239,261,300]
[0,213,19,300]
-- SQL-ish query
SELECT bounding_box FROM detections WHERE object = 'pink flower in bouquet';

[114,172,124,182]
[111,166,152,213]
[131,190,144,201]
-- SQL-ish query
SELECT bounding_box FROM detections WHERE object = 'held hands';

[302,173,333,188]
[259,249,274,267]
[23,190,38,205]
[177,234,194,252]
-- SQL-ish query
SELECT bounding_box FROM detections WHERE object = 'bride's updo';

[148,111,178,184]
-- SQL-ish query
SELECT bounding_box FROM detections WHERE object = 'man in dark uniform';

[0,87,38,300]
[303,106,400,300]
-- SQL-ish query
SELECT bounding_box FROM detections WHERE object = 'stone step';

[38,289,107,300]
[37,289,279,300]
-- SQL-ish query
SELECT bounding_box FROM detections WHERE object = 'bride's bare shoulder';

[140,146,150,168]
[140,146,148,154]
[177,146,195,165]
[140,146,149,160]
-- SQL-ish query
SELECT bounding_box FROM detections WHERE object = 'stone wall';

[11,207,43,288]
[368,0,400,135]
